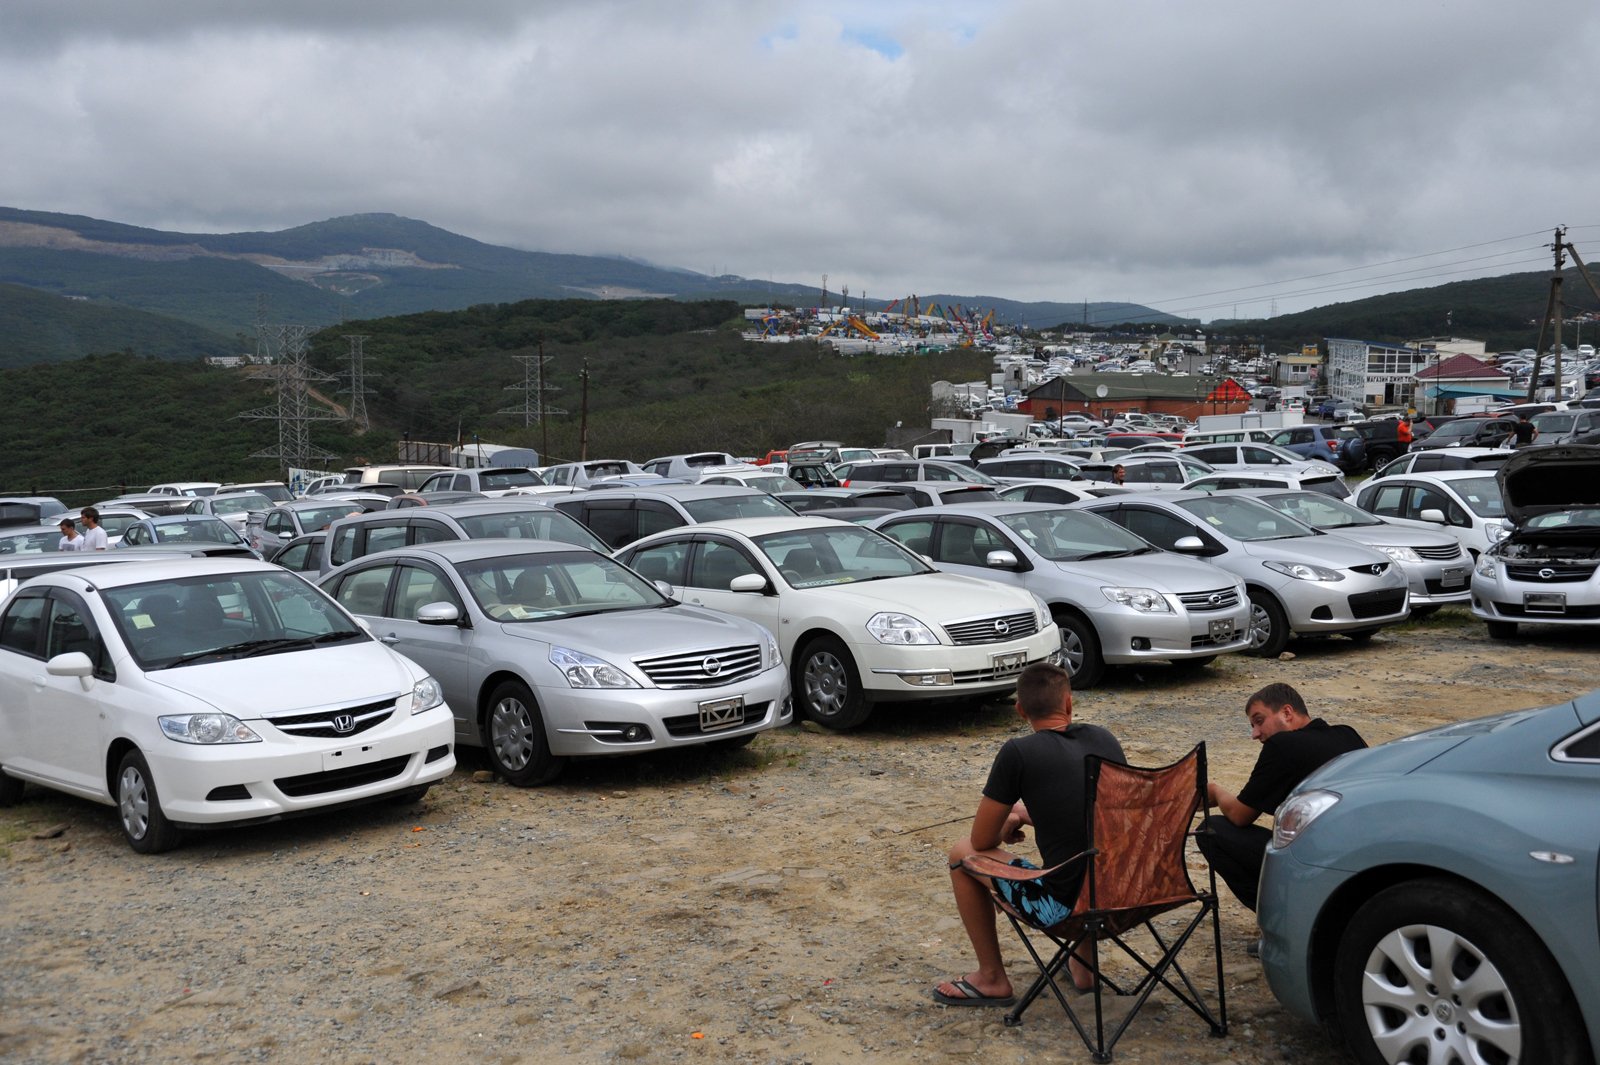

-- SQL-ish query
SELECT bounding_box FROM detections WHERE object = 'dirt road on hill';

[3,607,1598,1064]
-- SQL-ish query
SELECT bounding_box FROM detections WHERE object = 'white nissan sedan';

[0,559,456,852]
[616,516,1062,730]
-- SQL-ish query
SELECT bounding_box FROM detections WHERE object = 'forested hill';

[0,282,235,367]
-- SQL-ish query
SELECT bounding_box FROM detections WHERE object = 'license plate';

[698,696,745,732]
[1208,619,1235,640]
[991,650,1027,677]
[1524,591,1567,614]
[1440,567,1469,588]
[321,742,382,772]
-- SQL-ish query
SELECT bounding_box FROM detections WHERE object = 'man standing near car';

[57,517,84,551]
[79,507,109,551]
[1199,683,1365,915]
[1511,413,1537,448]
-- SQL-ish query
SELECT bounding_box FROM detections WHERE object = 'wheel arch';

[476,670,535,734]
[104,737,141,797]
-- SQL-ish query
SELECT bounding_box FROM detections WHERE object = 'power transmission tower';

[338,334,377,432]
[253,294,271,363]
[239,325,341,475]
[499,347,564,428]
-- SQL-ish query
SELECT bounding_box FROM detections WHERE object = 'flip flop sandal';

[931,978,1016,1007]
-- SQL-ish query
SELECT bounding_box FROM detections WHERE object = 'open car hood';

[1497,444,1600,524]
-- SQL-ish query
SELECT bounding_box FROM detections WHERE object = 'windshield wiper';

[1074,548,1144,560]
[161,631,362,667]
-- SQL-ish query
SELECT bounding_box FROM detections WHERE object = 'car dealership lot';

[2,608,1598,1063]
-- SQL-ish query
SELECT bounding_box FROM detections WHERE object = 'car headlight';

[1486,522,1509,544]
[1376,545,1422,564]
[1475,554,1498,579]
[409,676,444,714]
[765,630,782,668]
[1263,560,1345,582]
[867,612,939,645]
[1272,789,1340,848]
[1030,593,1050,630]
[158,713,262,744]
[550,646,639,688]
[1100,586,1173,613]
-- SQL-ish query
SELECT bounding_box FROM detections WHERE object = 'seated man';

[1200,682,1366,914]
[934,662,1125,1006]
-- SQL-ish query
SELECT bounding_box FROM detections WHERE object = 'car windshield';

[455,550,666,622]
[210,493,273,516]
[236,484,293,503]
[941,465,999,484]
[1450,477,1507,518]
[1525,507,1600,530]
[753,526,931,588]
[454,509,608,553]
[1428,420,1483,440]
[103,570,366,670]
[682,494,794,521]
[744,475,803,492]
[1172,496,1317,540]
[998,509,1157,561]
[1254,492,1383,529]
[478,469,545,490]
[153,518,243,544]
[0,530,59,555]
[294,504,362,531]
[1534,413,1576,433]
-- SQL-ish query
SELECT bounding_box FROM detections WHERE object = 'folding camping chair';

[961,744,1226,1063]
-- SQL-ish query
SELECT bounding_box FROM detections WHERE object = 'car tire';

[1245,590,1290,657]
[1486,620,1518,640]
[793,635,871,730]
[1054,611,1105,689]
[1333,878,1585,1065]
[1343,627,1380,643]
[116,749,182,854]
[483,680,565,786]
[0,766,23,806]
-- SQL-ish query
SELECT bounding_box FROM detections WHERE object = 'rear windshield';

[455,510,608,553]
[683,495,795,521]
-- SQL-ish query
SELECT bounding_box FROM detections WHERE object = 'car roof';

[879,501,1065,520]
[637,515,861,538]
[567,484,767,501]
[348,538,601,566]
[34,556,279,588]
[143,513,232,525]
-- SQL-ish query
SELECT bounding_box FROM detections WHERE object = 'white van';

[1180,428,1276,447]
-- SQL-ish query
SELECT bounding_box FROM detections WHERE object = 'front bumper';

[862,624,1061,702]
[1471,569,1600,626]
[543,664,792,756]
[1257,842,1349,1028]
[1278,573,1410,633]
[1097,601,1252,664]
[1399,558,1473,606]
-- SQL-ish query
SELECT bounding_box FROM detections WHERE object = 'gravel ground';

[3,606,1598,1064]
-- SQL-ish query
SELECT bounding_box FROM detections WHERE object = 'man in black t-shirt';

[1199,682,1366,913]
[933,663,1124,1007]
[1511,413,1537,448]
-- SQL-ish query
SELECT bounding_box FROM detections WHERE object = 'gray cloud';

[3,0,1597,319]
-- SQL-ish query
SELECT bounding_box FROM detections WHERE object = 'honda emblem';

[331,714,355,734]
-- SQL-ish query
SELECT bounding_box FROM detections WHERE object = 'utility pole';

[821,273,828,308]
[578,360,590,461]
[1528,227,1568,402]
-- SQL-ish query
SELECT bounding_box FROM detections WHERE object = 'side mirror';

[46,651,96,691]
[728,573,769,594]
[985,549,1020,569]
[1418,508,1447,524]
[652,579,679,599]
[416,601,463,626]
[1172,535,1207,553]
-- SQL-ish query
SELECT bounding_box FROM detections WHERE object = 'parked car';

[871,503,1250,687]
[1181,469,1351,500]
[1267,424,1354,463]
[1370,447,1513,479]
[1407,415,1519,452]
[996,482,1133,506]
[697,470,805,493]
[247,499,374,554]
[1471,444,1600,639]
[833,459,999,486]
[319,540,792,785]
[974,455,1085,483]
[339,465,452,491]
[1181,442,1341,474]
[1074,492,1410,656]
[266,532,327,574]
[184,491,277,532]
[95,494,197,517]
[69,507,152,548]
[1352,470,1512,559]
[148,482,221,498]
[0,558,457,852]
[1077,454,1211,490]
[772,488,918,513]
[641,452,750,480]
[867,483,1005,508]
[320,501,608,576]
[0,497,70,529]
[118,515,259,557]
[1258,691,1600,1065]
[615,516,1061,729]
[218,481,295,504]
[0,526,62,557]
[417,467,548,496]
[1531,407,1600,445]
[550,485,796,550]
[384,491,489,509]
[1230,489,1471,614]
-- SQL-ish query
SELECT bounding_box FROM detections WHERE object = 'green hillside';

[0,299,992,501]
[0,282,236,367]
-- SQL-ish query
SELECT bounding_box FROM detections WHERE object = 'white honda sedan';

[616,516,1062,730]
[0,558,456,852]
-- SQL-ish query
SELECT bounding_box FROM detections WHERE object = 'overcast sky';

[4,1,1598,321]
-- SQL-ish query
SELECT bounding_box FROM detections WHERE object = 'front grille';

[943,611,1039,645]
[1190,631,1239,649]
[274,756,409,797]
[1414,543,1463,561]
[1423,577,1472,595]
[1346,563,1390,577]
[662,701,772,737]
[1494,601,1600,619]
[1504,563,1598,584]
[635,644,762,688]
[1348,589,1407,619]
[267,697,396,739]
[1176,587,1241,612]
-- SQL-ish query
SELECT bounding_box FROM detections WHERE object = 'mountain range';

[0,206,1190,365]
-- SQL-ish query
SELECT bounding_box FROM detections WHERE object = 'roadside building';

[1413,354,1520,415]
[1020,372,1251,423]
[1326,336,1490,410]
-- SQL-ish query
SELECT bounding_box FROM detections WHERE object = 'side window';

[1241,447,1280,465]
[408,519,456,545]
[1120,508,1195,550]
[934,521,1006,566]
[45,593,112,677]
[1187,446,1227,466]
[689,540,761,590]
[124,525,146,546]
[924,464,959,482]
[329,524,359,567]
[1366,484,1408,518]
[1412,455,1443,472]
[879,519,936,557]
[332,565,395,617]
[635,501,683,539]
[265,511,289,535]
[625,541,690,585]
[275,542,310,570]
[361,522,408,556]
[392,564,461,620]
[0,595,48,657]
[581,504,638,549]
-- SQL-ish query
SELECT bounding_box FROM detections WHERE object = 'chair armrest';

[962,849,1091,882]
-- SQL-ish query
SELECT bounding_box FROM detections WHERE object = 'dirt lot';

[3,607,1598,1065]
